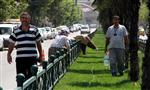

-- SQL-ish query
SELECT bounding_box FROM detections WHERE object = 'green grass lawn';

[54,30,141,90]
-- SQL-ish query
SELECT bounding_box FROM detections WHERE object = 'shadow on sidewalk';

[68,79,130,88]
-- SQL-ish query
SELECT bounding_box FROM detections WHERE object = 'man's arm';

[7,42,15,64]
[124,35,129,47]
[105,37,110,53]
[36,41,43,60]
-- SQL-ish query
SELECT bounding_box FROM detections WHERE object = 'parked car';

[0,36,4,51]
[58,25,70,33]
[89,24,97,29]
[80,24,90,34]
[38,27,48,40]
[0,24,16,48]
[73,24,82,31]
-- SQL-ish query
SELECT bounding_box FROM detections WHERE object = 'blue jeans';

[109,48,125,73]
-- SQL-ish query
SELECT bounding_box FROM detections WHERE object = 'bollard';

[16,73,25,87]
[31,65,38,76]
[56,51,60,58]
[49,55,56,63]
[0,86,3,90]
[42,61,48,69]
[60,49,64,55]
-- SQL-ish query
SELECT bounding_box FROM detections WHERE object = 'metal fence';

[15,40,80,90]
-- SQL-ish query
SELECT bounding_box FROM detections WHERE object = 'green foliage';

[0,0,28,21]
[0,0,82,26]
[47,0,82,27]
[27,0,51,26]
[0,0,8,21]
[139,2,149,21]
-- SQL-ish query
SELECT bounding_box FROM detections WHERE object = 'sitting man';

[48,28,70,63]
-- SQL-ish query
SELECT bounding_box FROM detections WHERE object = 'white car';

[80,24,90,34]
[38,27,48,40]
[57,25,70,34]
[0,36,4,51]
[0,24,16,48]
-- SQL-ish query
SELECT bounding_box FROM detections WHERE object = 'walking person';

[7,12,44,79]
[105,15,129,76]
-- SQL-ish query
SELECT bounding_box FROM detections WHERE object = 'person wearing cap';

[105,15,129,76]
[48,28,70,63]
[138,27,148,40]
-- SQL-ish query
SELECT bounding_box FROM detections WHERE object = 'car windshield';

[0,27,12,35]
[82,27,88,29]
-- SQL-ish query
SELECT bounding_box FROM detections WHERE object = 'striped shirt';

[9,25,42,59]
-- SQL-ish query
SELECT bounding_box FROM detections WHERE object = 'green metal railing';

[15,40,80,90]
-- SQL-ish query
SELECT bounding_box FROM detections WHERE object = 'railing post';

[50,55,56,86]
[16,73,25,87]
[56,51,60,58]
[42,61,48,69]
[0,86,3,90]
[30,65,38,90]
[56,51,60,80]
[31,65,38,76]
[60,49,66,73]
[42,61,48,90]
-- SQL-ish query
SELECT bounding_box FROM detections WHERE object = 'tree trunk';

[127,0,140,82]
[141,1,150,89]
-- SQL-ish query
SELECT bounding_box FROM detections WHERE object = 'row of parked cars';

[0,23,97,51]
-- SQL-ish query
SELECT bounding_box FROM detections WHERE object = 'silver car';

[0,24,15,48]
[0,36,4,50]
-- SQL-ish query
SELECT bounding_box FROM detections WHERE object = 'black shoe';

[112,72,117,76]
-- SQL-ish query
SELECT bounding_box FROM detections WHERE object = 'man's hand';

[7,54,12,64]
[39,55,45,62]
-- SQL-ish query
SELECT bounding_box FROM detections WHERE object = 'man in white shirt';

[105,15,129,76]
[48,29,70,62]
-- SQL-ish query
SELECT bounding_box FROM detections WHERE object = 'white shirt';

[50,35,70,48]
[106,24,128,49]
[139,35,148,40]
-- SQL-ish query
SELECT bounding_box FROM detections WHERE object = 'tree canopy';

[0,0,82,27]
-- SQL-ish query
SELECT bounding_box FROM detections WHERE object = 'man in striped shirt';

[7,12,43,79]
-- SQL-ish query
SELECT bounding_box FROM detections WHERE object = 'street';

[0,29,96,90]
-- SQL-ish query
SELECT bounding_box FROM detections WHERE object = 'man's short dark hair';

[113,15,120,20]
[20,12,31,19]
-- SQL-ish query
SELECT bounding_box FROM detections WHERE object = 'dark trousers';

[16,58,37,79]
[80,43,86,55]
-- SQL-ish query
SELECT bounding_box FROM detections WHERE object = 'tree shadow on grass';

[68,79,130,88]
[77,60,103,64]
[68,69,110,74]
[79,55,103,59]
[87,47,105,53]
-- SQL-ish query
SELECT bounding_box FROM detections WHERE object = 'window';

[0,27,12,35]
